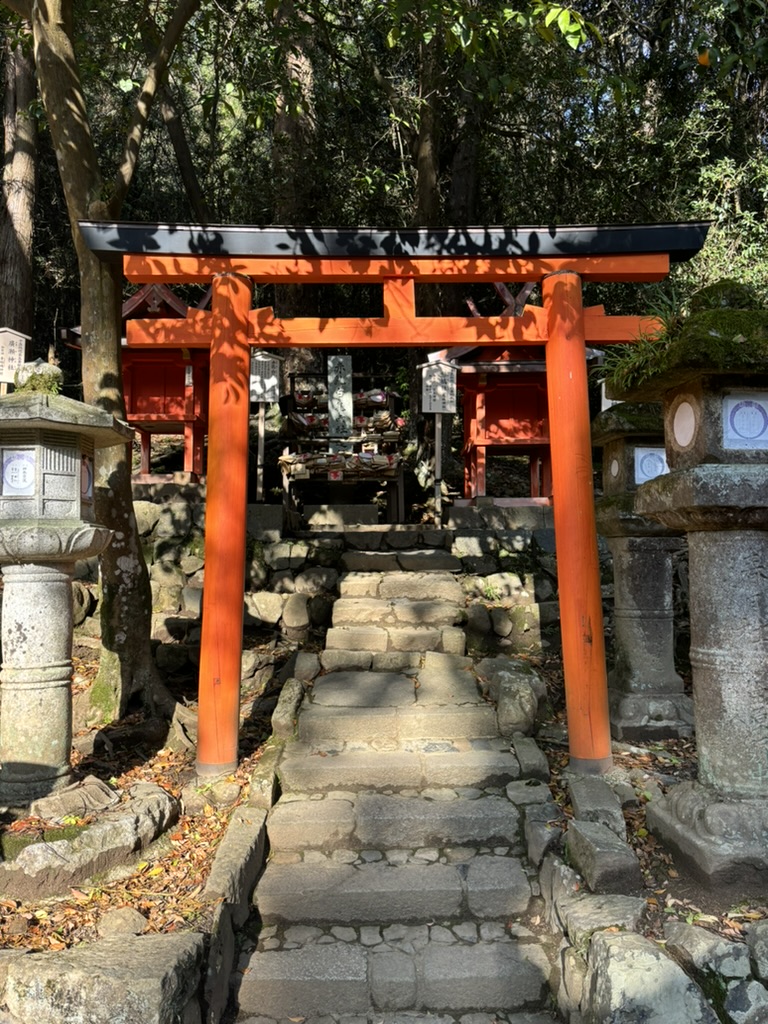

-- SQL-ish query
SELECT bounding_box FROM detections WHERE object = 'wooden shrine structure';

[80,222,709,779]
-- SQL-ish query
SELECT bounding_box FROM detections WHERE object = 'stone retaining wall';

[72,492,595,675]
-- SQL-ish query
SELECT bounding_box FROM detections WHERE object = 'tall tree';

[0,21,36,336]
[1,0,202,722]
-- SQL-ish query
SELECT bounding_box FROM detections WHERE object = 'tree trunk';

[19,0,199,722]
[273,0,322,379]
[76,249,172,720]
[0,35,36,336]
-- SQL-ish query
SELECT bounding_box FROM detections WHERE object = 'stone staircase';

[230,556,559,1022]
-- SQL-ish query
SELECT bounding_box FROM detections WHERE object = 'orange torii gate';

[80,222,709,779]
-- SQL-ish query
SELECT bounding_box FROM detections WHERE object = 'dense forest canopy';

[3,0,767,355]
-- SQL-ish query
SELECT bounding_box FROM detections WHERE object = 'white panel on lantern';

[723,392,768,450]
[634,446,669,485]
[421,361,457,414]
[1,448,36,496]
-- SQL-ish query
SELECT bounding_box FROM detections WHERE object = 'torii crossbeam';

[81,221,709,778]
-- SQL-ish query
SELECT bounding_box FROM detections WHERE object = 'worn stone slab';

[332,597,395,624]
[311,671,415,707]
[561,893,647,946]
[511,736,550,782]
[565,820,642,893]
[325,626,390,651]
[568,775,626,839]
[417,662,483,706]
[748,921,768,982]
[379,572,464,603]
[204,806,267,926]
[371,949,418,1009]
[557,943,588,1021]
[584,931,719,1024]
[280,744,520,793]
[524,802,564,867]
[339,572,383,598]
[341,551,401,572]
[505,780,553,806]
[539,855,585,932]
[396,551,463,572]
[4,934,204,1024]
[271,677,305,738]
[664,920,752,979]
[267,798,355,850]
[256,861,462,923]
[372,651,422,672]
[0,783,178,901]
[723,979,768,1024]
[298,706,400,744]
[420,942,549,1010]
[420,748,520,789]
[319,649,374,671]
[236,943,369,1017]
[356,794,522,850]
[466,856,531,918]
[386,627,443,652]
[393,600,461,626]
[398,705,499,742]
[440,627,467,655]
[280,748,423,792]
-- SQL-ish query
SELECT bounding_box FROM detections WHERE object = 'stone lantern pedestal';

[0,367,131,806]
[623,299,768,887]
[593,403,692,740]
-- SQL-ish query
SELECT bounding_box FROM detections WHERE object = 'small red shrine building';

[65,283,210,478]
[438,343,602,500]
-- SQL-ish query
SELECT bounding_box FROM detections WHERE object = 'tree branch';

[109,0,202,216]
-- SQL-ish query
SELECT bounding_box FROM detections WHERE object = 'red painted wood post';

[196,272,254,776]
[543,271,612,774]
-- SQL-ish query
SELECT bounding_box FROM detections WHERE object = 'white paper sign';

[250,352,281,403]
[634,446,669,485]
[723,392,768,449]
[422,362,457,414]
[0,330,27,384]
[2,449,36,495]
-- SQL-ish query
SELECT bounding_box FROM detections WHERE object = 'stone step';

[266,794,523,853]
[234,933,550,1018]
[255,854,532,924]
[297,703,499,745]
[340,550,463,574]
[325,625,466,655]
[339,571,465,603]
[279,740,520,793]
[332,597,462,629]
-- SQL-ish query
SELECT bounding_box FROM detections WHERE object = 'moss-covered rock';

[689,278,762,314]
[665,309,768,373]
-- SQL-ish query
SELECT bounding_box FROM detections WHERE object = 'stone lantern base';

[646,782,768,892]
[0,524,112,807]
[607,691,694,742]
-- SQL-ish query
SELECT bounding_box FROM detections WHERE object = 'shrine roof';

[78,221,710,264]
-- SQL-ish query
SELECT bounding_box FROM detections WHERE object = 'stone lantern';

[592,403,692,740]
[621,288,768,887]
[0,363,132,805]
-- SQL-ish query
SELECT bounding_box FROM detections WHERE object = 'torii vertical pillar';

[196,273,254,776]
[543,271,612,773]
